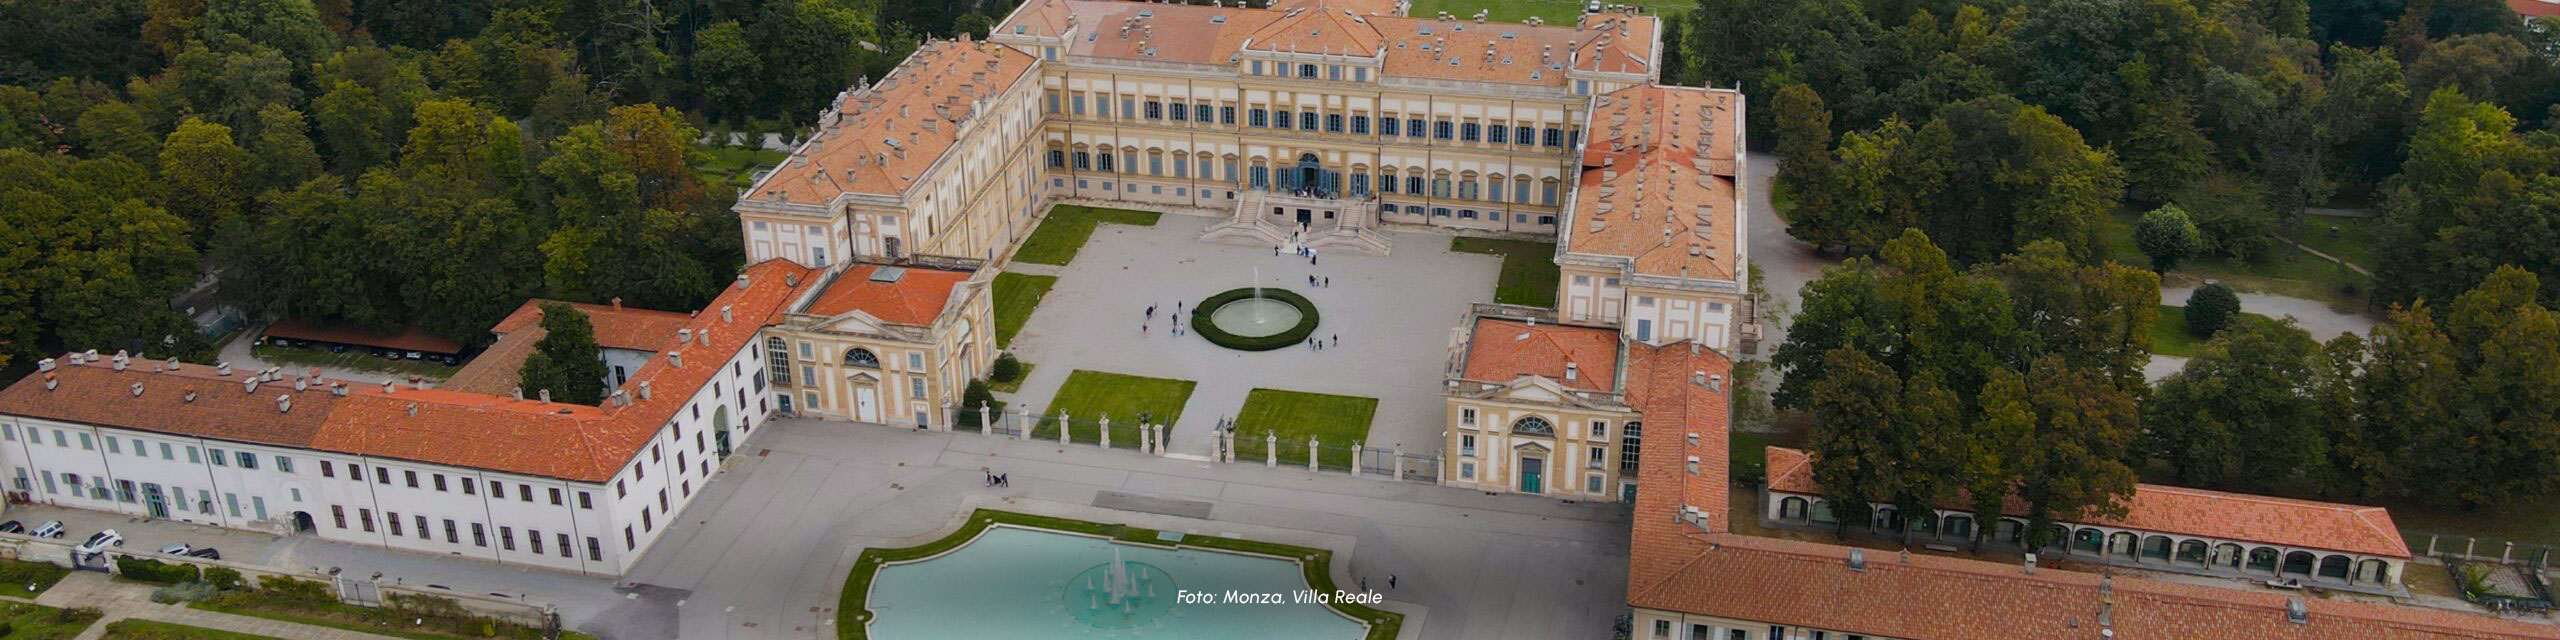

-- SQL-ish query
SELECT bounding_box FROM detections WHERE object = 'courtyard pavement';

[620,418,1632,640]
[999,212,1503,457]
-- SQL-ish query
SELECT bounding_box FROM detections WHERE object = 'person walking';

[1332,334,1339,347]
[1388,574,1397,590]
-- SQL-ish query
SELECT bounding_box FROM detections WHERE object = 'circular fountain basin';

[1208,297,1305,338]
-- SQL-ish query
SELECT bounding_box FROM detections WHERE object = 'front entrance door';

[1520,457,1544,494]
[1296,208,1312,226]
[141,483,167,519]
[855,386,880,423]
[713,406,734,458]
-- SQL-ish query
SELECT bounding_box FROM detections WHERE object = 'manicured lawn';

[2378,500,2560,550]
[0,600,103,640]
[835,509,1401,640]
[1406,0,1694,24]
[692,145,787,191]
[1034,370,1196,446]
[1011,205,1161,266]
[2151,305,2280,358]
[1449,237,1560,307]
[101,619,279,640]
[194,591,584,640]
[0,558,72,596]
[250,345,456,380]
[990,272,1056,348]
[1232,389,1379,468]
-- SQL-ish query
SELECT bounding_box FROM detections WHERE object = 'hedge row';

[1189,288,1320,351]
[114,557,200,584]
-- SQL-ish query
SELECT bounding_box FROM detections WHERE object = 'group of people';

[1276,243,1320,266]
[1139,302,1190,337]
[982,470,1011,487]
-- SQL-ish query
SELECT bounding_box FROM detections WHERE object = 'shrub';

[150,581,222,604]
[2185,283,2241,338]
[256,575,334,603]
[990,353,1022,381]
[1189,288,1321,351]
[202,567,244,591]
[114,557,201,584]
[59,606,100,623]
[956,381,1002,429]
[0,559,69,594]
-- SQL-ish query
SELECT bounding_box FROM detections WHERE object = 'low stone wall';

[0,533,552,627]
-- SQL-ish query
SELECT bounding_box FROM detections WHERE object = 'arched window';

[2247,547,2280,572]
[1778,496,1810,521]
[845,348,880,369]
[2282,551,2317,575]
[1510,416,1553,436]
[2072,528,2103,553]
[2139,535,2173,561]
[2354,559,2390,584]
[2107,531,2139,557]
[1942,515,1972,540]
[2175,539,2208,565]
[2317,555,2351,579]
[2212,542,2245,568]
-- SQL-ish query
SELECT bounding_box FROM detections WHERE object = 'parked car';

[75,529,122,554]
[329,344,348,354]
[440,355,460,366]
[367,347,386,358]
[30,521,63,538]
[0,521,22,534]
[185,547,220,560]
[158,542,190,555]
[405,351,423,360]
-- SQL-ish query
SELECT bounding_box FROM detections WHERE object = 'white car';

[158,542,190,555]
[75,529,122,554]
[28,521,63,538]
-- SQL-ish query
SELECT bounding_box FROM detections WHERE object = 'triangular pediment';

[822,310,889,334]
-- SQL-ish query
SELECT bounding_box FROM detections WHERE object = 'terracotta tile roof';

[2514,0,2560,18]
[1565,85,1742,282]
[1458,318,1622,392]
[490,300,696,352]
[1243,5,1383,55]
[799,264,975,325]
[1567,13,1654,75]
[741,39,1036,205]
[1634,532,2560,639]
[436,330,540,396]
[1622,341,1733,592]
[309,260,820,482]
[1048,1,1279,66]
[263,320,464,354]
[0,361,342,448]
[1762,446,2410,558]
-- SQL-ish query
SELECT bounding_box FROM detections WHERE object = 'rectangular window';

[225,493,240,517]
[414,515,430,539]
[276,456,293,473]
[359,508,375,532]
[1220,106,1235,124]
[1145,101,1162,120]
[624,527,636,550]
[1490,124,1508,144]
[463,478,476,495]
[472,523,487,547]
[522,484,535,502]
[1461,435,1476,457]
[563,534,576,559]
[253,496,266,519]
[1121,98,1133,119]
[1544,128,1564,147]
[78,433,92,450]
[1381,117,1398,136]
[1516,125,1534,145]
[211,448,227,466]
[1592,420,1608,439]
[331,505,348,529]
[578,491,593,509]
[1326,114,1343,133]
[404,470,418,487]
[909,378,926,399]
[1197,104,1213,122]
[375,466,390,484]
[105,437,119,454]
[530,530,545,555]
[443,519,459,544]
[1300,111,1317,130]
[552,488,565,505]
[1350,115,1368,134]
[588,536,602,561]
[1434,120,1452,140]
[236,451,256,469]
[490,482,503,499]
[501,526,516,551]
[1461,122,1480,141]
[432,474,446,492]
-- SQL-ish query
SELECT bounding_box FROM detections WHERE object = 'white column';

[1153,424,1167,456]
[1307,436,1319,472]
[1393,445,1405,480]
[1015,408,1031,441]
[1099,415,1111,449]
[1059,412,1073,445]
[1351,442,1363,477]
[978,402,994,438]
[1265,432,1278,468]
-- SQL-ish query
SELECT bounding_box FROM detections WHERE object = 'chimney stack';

[165,357,180,372]
[216,362,232,376]
[42,374,56,391]
[639,380,654,400]
[130,382,144,397]
[244,378,259,394]
[112,354,128,372]
[512,387,525,401]
[184,390,197,403]
[611,297,623,309]
[35,358,53,372]
[406,403,418,417]
[410,375,425,390]
[539,389,552,403]
[330,382,347,397]
[277,394,292,414]
[721,305,734,323]
[669,352,683,368]
[1847,549,1866,572]
[679,328,693,344]
[293,376,309,392]
[382,381,395,394]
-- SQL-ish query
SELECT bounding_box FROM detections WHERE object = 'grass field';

[2150,305,2205,358]
[986,361,1033,394]
[1232,389,1380,468]
[0,558,72,596]
[1449,237,1560,307]
[1406,0,1696,24]
[1034,370,1197,445]
[1012,205,1162,266]
[2102,210,2373,313]
[0,600,102,640]
[991,272,1057,348]
[692,145,787,191]
[2287,214,2381,270]
[102,619,280,640]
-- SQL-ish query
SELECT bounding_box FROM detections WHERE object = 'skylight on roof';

[1210,15,1227,23]
[1418,26,1432,35]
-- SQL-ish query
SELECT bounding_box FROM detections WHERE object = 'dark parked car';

[440,355,460,366]
[329,344,348,354]
[367,347,386,358]
[0,521,21,534]
[185,547,221,560]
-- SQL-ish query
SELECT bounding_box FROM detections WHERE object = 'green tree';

[1963,368,2035,548]
[1924,95,2124,265]
[689,20,761,124]
[518,302,607,404]
[2132,204,2203,273]
[1804,346,1902,536]
[2184,282,2241,337]
[247,104,322,192]
[2013,355,2139,536]
[310,80,396,175]
[159,117,251,238]
[0,152,203,364]
[2174,174,2277,260]
[2344,303,2462,501]
[2146,318,2329,493]
[2118,98,2214,201]
[2455,282,2560,506]
[1982,239,2161,388]
[74,102,159,163]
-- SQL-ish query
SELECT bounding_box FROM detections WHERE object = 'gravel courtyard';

[1001,211,1505,458]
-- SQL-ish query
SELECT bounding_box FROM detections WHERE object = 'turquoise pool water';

[866,526,1368,639]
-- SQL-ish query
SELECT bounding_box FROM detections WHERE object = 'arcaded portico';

[1758,447,2412,596]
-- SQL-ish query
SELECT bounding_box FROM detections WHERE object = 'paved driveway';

[1001,213,1503,457]
[621,418,1631,640]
